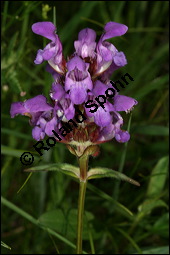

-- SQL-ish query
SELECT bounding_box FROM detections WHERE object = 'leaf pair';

[25,163,140,186]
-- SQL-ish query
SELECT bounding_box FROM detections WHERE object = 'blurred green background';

[1,1,169,254]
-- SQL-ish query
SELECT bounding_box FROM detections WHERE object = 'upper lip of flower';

[74,28,97,59]
[32,21,64,73]
[95,22,128,75]
[32,22,57,42]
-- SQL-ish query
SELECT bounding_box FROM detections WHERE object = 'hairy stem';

[78,155,89,181]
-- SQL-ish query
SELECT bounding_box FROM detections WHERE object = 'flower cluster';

[10,21,137,155]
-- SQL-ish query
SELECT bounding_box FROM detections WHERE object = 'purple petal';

[37,117,47,129]
[32,126,45,141]
[42,45,56,60]
[65,68,92,91]
[94,108,112,127]
[59,99,75,120]
[99,123,115,141]
[93,80,109,96]
[24,95,53,112]
[10,102,26,118]
[115,130,130,143]
[69,85,87,105]
[74,28,96,58]
[74,41,96,58]
[78,28,96,42]
[101,53,127,80]
[50,82,65,100]
[34,49,44,64]
[64,102,75,120]
[99,42,117,62]
[29,112,42,126]
[45,117,57,136]
[102,22,128,41]
[32,22,56,42]
[67,56,86,71]
[53,49,63,65]
[113,51,127,67]
[113,95,138,112]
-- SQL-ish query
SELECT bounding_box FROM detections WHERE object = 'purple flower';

[10,95,57,141]
[50,83,75,119]
[10,95,53,122]
[84,81,112,127]
[85,80,137,141]
[113,94,138,113]
[74,28,96,58]
[32,22,64,74]
[32,114,58,141]
[96,22,128,76]
[99,112,130,143]
[50,82,65,101]
[65,56,93,105]
[10,20,138,146]
[101,52,127,82]
[56,98,75,121]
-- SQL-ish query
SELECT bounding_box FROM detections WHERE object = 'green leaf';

[1,241,11,250]
[25,163,80,179]
[138,199,168,217]
[1,197,87,253]
[87,167,140,186]
[38,209,65,233]
[136,157,169,220]
[38,209,97,240]
[147,156,169,197]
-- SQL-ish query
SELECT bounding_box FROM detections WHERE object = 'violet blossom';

[65,56,93,105]
[74,28,96,58]
[10,21,138,154]
[32,22,65,74]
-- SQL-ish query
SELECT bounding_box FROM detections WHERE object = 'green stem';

[76,156,88,254]
[76,181,87,254]
[78,155,89,181]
